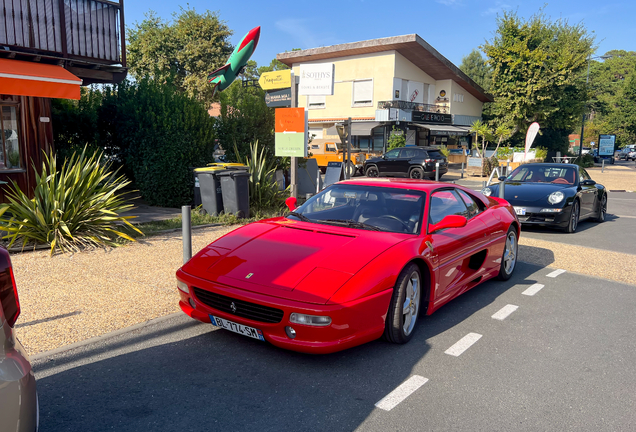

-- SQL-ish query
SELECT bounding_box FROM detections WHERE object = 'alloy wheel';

[402,272,420,336]
[503,231,517,275]
[599,195,607,221]
[571,201,579,231]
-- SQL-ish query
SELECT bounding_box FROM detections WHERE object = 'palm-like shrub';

[0,148,141,255]
[234,141,287,210]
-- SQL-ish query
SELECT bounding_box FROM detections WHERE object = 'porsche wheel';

[384,263,421,344]
[497,226,518,281]
[409,167,424,179]
[595,194,607,223]
[564,200,579,233]
[365,166,379,177]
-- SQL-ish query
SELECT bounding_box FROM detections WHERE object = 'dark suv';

[363,146,448,180]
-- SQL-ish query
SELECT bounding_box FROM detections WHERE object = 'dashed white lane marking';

[522,283,545,296]
[491,304,519,321]
[445,333,482,357]
[546,269,567,278]
[375,375,429,411]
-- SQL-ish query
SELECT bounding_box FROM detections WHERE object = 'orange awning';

[0,58,82,100]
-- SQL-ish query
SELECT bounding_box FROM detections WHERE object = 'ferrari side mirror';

[285,196,297,211]
[429,215,467,233]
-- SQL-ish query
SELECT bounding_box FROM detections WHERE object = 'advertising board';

[598,134,616,156]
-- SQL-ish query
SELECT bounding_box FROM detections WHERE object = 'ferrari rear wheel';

[595,194,607,223]
[564,200,580,233]
[497,226,518,281]
[384,263,422,344]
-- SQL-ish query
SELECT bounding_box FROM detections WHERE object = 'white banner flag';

[524,122,540,160]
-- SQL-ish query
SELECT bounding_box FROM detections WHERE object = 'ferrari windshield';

[287,184,426,234]
[507,165,577,185]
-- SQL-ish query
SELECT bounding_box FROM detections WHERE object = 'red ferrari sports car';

[176,178,520,354]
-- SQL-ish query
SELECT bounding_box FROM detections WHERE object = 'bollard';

[182,205,192,264]
[316,168,320,193]
[499,178,506,199]
[602,159,605,173]
[435,162,440,181]
[483,181,487,189]
[506,162,510,177]
[461,162,464,179]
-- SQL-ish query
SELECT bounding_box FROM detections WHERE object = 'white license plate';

[514,207,526,216]
[210,315,265,341]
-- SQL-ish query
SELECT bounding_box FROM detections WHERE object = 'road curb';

[31,312,183,361]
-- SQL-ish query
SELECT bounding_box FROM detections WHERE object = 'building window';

[352,79,373,107]
[307,95,325,109]
[0,105,21,170]
[373,130,385,152]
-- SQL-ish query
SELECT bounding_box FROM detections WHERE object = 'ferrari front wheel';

[497,226,518,281]
[384,263,422,344]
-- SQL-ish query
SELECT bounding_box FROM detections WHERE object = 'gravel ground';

[586,165,636,191]
[12,225,238,355]
[12,215,636,357]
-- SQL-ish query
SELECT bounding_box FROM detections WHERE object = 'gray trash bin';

[218,170,250,218]
[195,167,227,216]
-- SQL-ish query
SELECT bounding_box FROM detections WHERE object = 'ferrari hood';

[182,220,406,303]
[494,182,572,205]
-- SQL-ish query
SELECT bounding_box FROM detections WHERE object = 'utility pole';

[290,71,298,198]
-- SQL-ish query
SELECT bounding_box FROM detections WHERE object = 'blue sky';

[125,0,635,69]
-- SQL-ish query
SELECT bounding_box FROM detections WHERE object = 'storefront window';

[373,130,385,152]
[0,105,21,170]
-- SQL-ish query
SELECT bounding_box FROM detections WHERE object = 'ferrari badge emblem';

[245,273,253,279]
[230,302,237,313]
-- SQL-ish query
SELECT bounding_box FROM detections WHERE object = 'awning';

[326,121,381,136]
[0,59,82,100]
[412,124,470,136]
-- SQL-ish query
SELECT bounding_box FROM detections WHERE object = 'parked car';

[593,149,615,164]
[1,247,38,432]
[481,163,607,233]
[618,145,636,160]
[363,146,448,180]
[627,150,636,161]
[176,179,519,353]
[308,141,378,177]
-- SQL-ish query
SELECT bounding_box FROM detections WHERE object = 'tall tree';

[127,8,233,105]
[459,49,492,91]
[482,10,595,152]
[607,66,636,146]
[588,50,636,116]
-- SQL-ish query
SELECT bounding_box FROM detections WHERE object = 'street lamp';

[578,54,613,159]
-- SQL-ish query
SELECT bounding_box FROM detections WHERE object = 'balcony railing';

[0,0,124,65]
[377,100,449,114]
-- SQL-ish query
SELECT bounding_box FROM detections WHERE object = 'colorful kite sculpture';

[207,26,261,95]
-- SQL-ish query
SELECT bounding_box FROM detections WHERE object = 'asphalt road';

[520,193,636,254]
[33,262,636,432]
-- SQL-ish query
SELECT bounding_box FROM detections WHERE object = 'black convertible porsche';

[481,163,608,233]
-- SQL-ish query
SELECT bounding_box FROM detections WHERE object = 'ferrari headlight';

[481,187,493,197]
[548,191,564,204]
[177,280,189,293]
[289,313,332,326]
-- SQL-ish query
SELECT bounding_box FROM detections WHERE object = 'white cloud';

[275,18,342,49]
[482,1,511,16]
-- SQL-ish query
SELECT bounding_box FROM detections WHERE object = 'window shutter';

[353,80,373,105]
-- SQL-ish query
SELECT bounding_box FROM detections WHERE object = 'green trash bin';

[194,167,227,216]
[218,170,250,218]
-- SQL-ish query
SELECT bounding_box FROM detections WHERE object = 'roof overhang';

[0,58,82,100]
[277,34,493,103]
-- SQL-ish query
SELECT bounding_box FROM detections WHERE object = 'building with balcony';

[0,0,126,200]
[277,34,492,153]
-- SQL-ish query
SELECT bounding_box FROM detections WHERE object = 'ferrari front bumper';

[176,270,392,354]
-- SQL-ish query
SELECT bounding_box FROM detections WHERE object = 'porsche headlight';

[548,191,564,204]
[481,187,493,197]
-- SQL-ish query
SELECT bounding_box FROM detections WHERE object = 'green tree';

[215,82,275,162]
[588,50,636,116]
[607,66,636,146]
[459,49,492,91]
[482,10,595,153]
[257,58,290,76]
[127,8,233,105]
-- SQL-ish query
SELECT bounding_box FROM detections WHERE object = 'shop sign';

[265,88,292,107]
[259,70,292,90]
[598,134,616,156]
[467,157,483,167]
[275,108,308,157]
[299,63,334,96]
[412,111,452,125]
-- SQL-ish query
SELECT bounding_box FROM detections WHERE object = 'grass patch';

[125,206,287,239]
